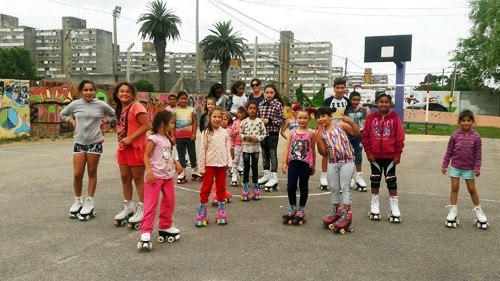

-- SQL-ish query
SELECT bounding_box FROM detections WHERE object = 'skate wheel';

[167,236,175,243]
[134,223,141,230]
[127,223,133,229]
[276,186,280,191]
[288,220,293,225]
[137,242,142,250]
[158,236,165,243]
[202,220,207,227]
[339,229,346,235]
[328,224,334,230]
[298,221,304,226]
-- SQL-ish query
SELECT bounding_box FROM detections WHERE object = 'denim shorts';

[73,142,103,154]
[448,166,474,180]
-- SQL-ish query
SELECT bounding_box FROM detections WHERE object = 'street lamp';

[113,6,121,82]
[126,42,135,82]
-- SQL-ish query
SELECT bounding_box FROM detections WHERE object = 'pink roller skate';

[240,183,250,201]
[333,209,353,235]
[252,183,261,200]
[196,203,209,227]
[293,206,306,225]
[282,205,296,225]
[216,202,228,225]
[322,204,341,230]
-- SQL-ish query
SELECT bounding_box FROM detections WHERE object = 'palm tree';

[138,0,181,92]
[200,21,247,89]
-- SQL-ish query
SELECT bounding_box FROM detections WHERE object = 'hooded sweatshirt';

[362,110,405,159]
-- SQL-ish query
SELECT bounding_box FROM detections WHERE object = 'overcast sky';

[2,0,472,85]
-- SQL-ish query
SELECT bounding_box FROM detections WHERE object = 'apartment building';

[0,14,37,62]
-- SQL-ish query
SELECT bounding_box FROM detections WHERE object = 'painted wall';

[0,79,30,138]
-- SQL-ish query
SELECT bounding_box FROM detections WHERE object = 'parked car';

[406,102,448,112]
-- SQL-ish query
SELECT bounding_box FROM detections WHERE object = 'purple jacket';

[442,130,482,173]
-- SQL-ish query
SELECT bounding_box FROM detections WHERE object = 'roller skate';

[355,172,367,192]
[240,183,250,201]
[264,172,279,192]
[388,196,401,223]
[158,226,180,243]
[322,204,341,229]
[294,206,306,225]
[196,203,209,227]
[127,202,143,230]
[216,202,228,225]
[319,172,328,190]
[78,197,96,221]
[137,232,152,251]
[473,206,489,229]
[282,205,296,225]
[225,190,233,203]
[177,170,188,184]
[333,209,353,235]
[191,168,203,182]
[251,183,261,200]
[237,165,244,176]
[445,205,459,228]
[211,198,219,207]
[350,178,355,189]
[230,172,239,186]
[114,200,135,227]
[368,194,381,220]
[258,170,271,189]
[69,197,83,218]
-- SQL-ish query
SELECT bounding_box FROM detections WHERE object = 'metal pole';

[113,6,121,82]
[449,64,457,112]
[425,84,430,135]
[126,42,135,82]
[195,0,200,93]
[253,36,258,77]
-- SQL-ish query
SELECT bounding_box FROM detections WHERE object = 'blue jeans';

[260,133,279,172]
[243,152,259,183]
[348,135,363,166]
[176,138,197,168]
[287,160,312,207]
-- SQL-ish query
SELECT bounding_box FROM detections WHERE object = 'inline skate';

[294,206,306,225]
[114,200,135,227]
[127,202,143,230]
[319,172,328,190]
[78,197,96,221]
[216,202,228,225]
[158,226,181,243]
[251,183,261,200]
[196,203,209,227]
[322,204,341,229]
[388,196,401,223]
[282,205,296,225]
[445,205,459,228]
[473,205,489,229]
[191,168,203,182]
[355,172,367,192]
[69,197,83,219]
[264,172,279,192]
[240,183,250,201]
[368,194,381,220]
[333,209,353,235]
[177,170,188,184]
[137,232,152,251]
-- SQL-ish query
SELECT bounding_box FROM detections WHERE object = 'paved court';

[1,133,499,280]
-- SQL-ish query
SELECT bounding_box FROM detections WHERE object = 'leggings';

[176,138,197,168]
[327,162,355,205]
[287,160,312,207]
[243,152,259,184]
[260,133,279,172]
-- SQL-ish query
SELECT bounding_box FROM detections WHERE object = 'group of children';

[62,78,490,251]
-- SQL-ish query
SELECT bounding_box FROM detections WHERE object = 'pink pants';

[141,177,175,234]
[200,166,227,203]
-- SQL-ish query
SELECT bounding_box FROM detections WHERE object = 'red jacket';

[362,110,405,159]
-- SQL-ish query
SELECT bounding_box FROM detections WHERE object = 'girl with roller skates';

[240,101,267,201]
[441,110,489,229]
[60,79,115,221]
[230,106,248,186]
[362,91,405,223]
[138,110,183,250]
[113,82,152,229]
[257,84,285,192]
[210,111,234,206]
[196,107,233,227]
[174,91,202,184]
[315,106,360,234]
[281,107,316,225]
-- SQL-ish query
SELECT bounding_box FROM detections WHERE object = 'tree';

[451,0,500,89]
[0,47,37,80]
[138,0,181,92]
[133,79,155,92]
[200,21,247,89]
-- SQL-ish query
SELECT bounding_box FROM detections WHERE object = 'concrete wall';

[404,109,500,128]
[460,92,500,116]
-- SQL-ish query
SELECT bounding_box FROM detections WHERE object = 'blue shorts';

[448,166,474,180]
[73,142,103,155]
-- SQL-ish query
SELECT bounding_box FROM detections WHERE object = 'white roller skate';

[473,205,489,229]
[264,172,279,192]
[369,194,381,220]
[230,172,238,186]
[319,172,328,190]
[127,202,143,230]
[78,197,96,221]
[355,172,367,192]
[158,226,181,243]
[388,196,401,223]
[445,205,459,228]
[137,232,152,251]
[177,170,187,184]
[191,168,203,182]
[69,197,83,218]
[237,165,244,175]
[258,170,271,187]
[114,200,135,227]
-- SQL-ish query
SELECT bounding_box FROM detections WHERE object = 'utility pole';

[279,31,293,97]
[195,0,200,93]
[344,57,348,77]
[253,36,258,77]
[126,42,135,82]
[449,64,457,112]
[113,6,121,82]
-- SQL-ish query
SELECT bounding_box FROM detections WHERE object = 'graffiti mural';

[0,79,31,139]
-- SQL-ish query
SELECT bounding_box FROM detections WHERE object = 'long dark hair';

[78,79,96,93]
[112,82,137,117]
[208,83,224,99]
[151,110,175,144]
[263,83,284,105]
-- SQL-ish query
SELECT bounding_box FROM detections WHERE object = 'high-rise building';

[0,14,37,62]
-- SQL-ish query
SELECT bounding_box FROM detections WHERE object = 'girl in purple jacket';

[441,110,489,229]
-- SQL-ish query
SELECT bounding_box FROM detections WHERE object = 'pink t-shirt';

[231,119,243,146]
[116,102,148,148]
[147,134,175,179]
[287,128,315,168]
